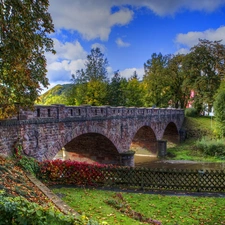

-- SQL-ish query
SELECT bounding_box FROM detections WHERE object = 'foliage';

[125,72,144,107]
[166,54,190,108]
[0,192,81,225]
[37,39,225,112]
[0,156,51,205]
[107,70,127,106]
[71,48,109,106]
[195,137,225,158]
[37,84,74,105]
[0,157,101,225]
[185,108,198,117]
[13,141,39,174]
[143,53,171,107]
[85,80,108,106]
[183,39,225,114]
[213,88,225,137]
[38,159,107,186]
[53,187,225,225]
[85,48,108,82]
[167,116,225,162]
[0,0,55,118]
[16,156,39,175]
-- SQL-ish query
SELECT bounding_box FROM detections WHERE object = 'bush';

[185,108,198,117]
[195,137,225,158]
[16,156,39,174]
[38,160,107,186]
[0,192,78,225]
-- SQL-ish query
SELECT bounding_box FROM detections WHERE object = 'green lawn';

[166,116,225,162]
[52,187,225,225]
[167,139,225,162]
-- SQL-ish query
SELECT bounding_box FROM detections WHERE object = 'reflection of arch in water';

[62,133,120,165]
[162,122,180,146]
[130,126,157,155]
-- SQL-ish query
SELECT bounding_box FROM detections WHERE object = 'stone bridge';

[0,105,184,166]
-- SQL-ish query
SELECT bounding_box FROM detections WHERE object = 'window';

[70,109,73,116]
[37,108,40,117]
[48,109,51,117]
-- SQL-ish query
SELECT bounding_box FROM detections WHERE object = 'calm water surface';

[135,155,225,170]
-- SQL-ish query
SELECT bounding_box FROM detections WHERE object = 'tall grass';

[195,137,225,159]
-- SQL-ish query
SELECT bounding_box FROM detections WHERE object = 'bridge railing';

[8,104,184,121]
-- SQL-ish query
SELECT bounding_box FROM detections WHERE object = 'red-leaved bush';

[38,159,110,186]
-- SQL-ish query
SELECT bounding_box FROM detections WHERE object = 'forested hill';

[37,84,73,105]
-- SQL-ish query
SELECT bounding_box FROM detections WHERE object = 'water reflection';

[54,149,225,170]
[135,155,225,170]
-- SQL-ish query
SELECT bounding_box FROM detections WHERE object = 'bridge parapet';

[5,104,184,122]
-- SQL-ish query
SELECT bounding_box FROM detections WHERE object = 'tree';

[85,47,108,82]
[71,48,109,106]
[183,39,225,114]
[0,0,55,118]
[166,54,190,108]
[213,81,225,137]
[214,88,225,137]
[107,70,122,106]
[125,71,143,107]
[143,53,171,107]
[85,80,108,106]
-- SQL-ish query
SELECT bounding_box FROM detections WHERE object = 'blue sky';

[44,0,225,92]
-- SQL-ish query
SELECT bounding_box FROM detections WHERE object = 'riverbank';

[166,116,225,163]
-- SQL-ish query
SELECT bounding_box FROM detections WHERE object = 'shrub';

[195,137,225,158]
[16,156,39,175]
[0,192,79,225]
[185,108,198,117]
[38,160,107,186]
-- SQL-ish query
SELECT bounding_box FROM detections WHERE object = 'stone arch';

[63,132,120,165]
[130,125,158,155]
[162,122,180,145]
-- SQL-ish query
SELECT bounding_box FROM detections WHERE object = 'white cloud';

[175,48,190,55]
[46,39,87,84]
[175,26,225,49]
[49,1,225,41]
[91,43,107,53]
[116,38,130,47]
[49,1,133,41]
[115,0,225,15]
[120,68,144,80]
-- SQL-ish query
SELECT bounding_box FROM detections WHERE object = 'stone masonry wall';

[0,105,185,164]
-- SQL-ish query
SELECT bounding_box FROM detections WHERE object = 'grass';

[166,116,225,162]
[52,187,225,225]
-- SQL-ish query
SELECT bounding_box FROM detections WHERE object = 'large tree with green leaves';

[0,0,55,118]
[143,53,171,107]
[166,54,190,108]
[183,39,225,114]
[71,48,109,106]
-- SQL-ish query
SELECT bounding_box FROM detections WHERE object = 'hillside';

[0,156,49,205]
[37,84,74,105]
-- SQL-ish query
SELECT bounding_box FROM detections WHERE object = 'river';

[135,155,225,170]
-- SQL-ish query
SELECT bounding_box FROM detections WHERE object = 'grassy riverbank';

[167,116,225,162]
[52,187,225,225]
